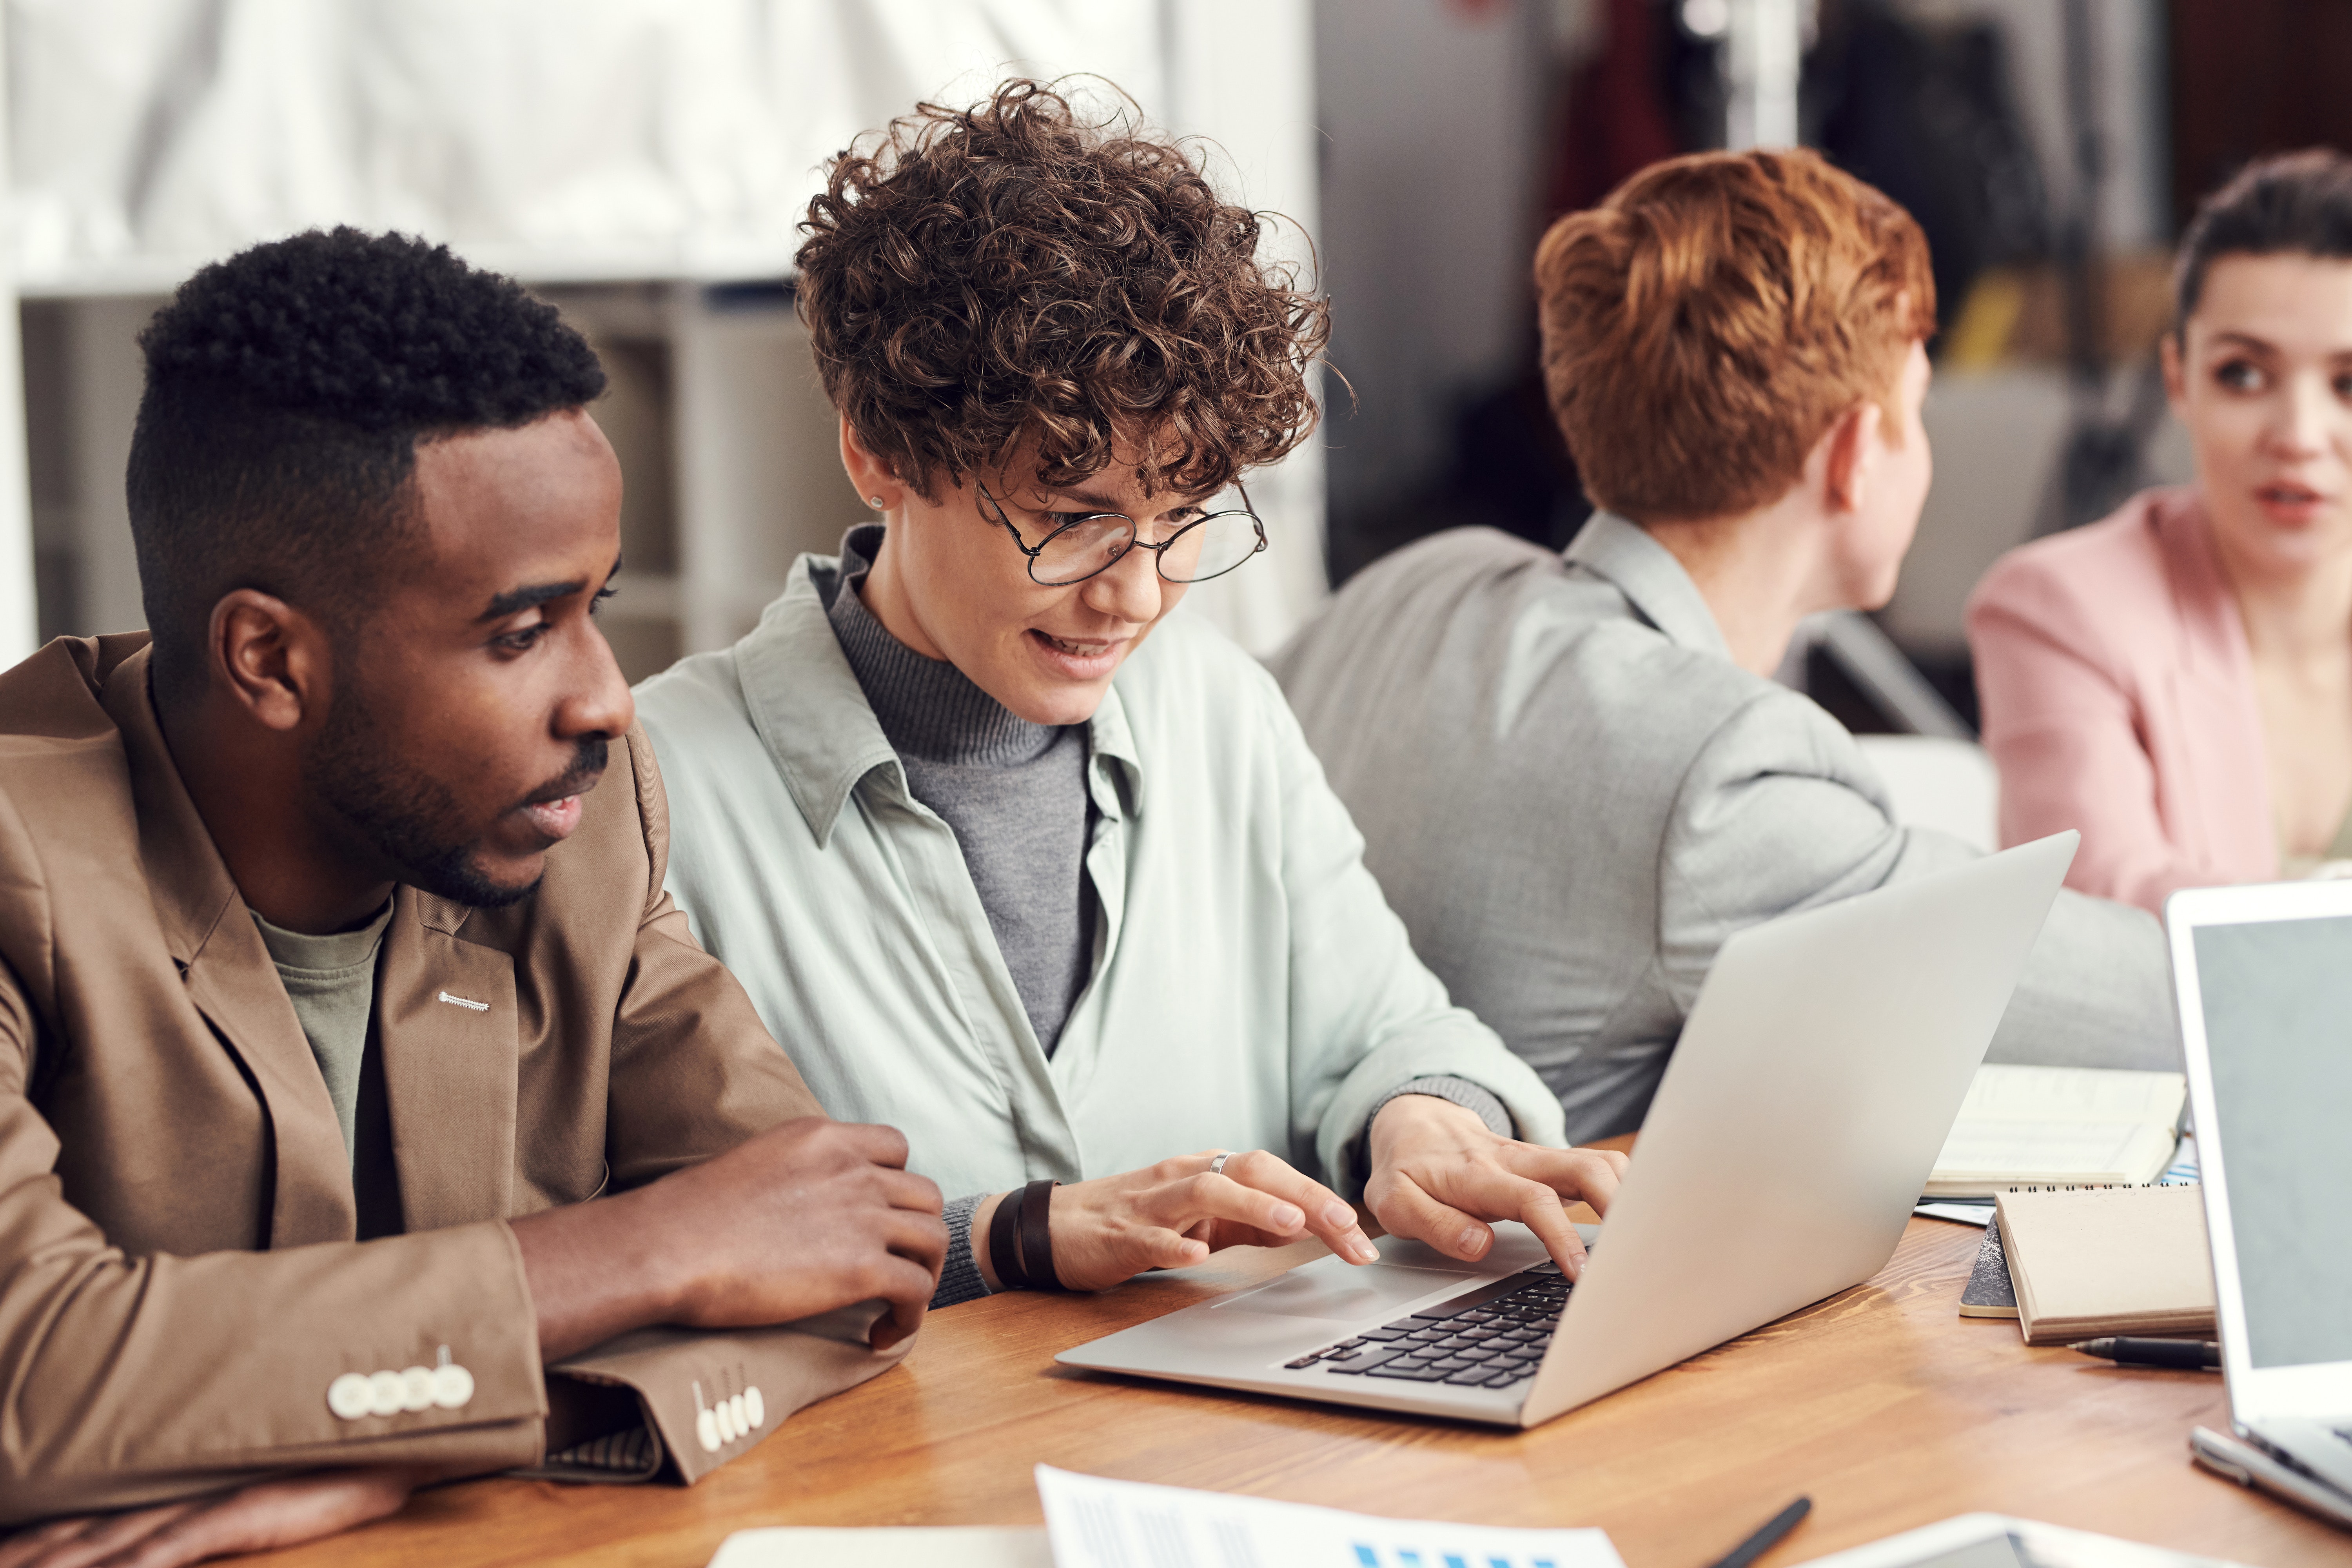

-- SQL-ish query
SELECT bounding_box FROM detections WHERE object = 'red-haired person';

[1276,150,2176,1145]
[1969,151,2352,911]
[635,81,1628,1309]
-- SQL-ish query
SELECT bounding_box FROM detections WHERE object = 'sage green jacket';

[634,549,1567,1204]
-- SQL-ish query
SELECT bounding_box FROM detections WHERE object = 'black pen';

[2070,1336,2221,1370]
[1704,1496,1812,1568]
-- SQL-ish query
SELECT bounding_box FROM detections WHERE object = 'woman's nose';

[1082,539,1165,624]
[2268,374,2334,457]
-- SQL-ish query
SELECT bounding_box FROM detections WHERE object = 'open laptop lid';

[2167,880,2352,1423]
[1518,831,2078,1426]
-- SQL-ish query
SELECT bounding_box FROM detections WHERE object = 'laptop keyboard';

[1279,1269,1573,1390]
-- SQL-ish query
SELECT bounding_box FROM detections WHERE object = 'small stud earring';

[868,495,886,509]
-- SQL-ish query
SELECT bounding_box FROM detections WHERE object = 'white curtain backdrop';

[8,0,1178,286]
[2,0,1325,655]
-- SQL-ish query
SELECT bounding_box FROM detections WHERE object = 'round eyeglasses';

[976,480,1269,587]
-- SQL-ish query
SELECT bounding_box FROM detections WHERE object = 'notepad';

[1924,1065,2186,1197]
[1993,1185,2216,1345]
[709,1471,1626,1568]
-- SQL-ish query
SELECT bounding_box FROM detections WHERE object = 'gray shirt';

[250,901,393,1162]
[1272,517,2180,1144]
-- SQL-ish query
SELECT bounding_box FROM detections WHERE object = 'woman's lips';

[1027,628,1129,680]
[2256,481,2332,525]
[521,795,583,842]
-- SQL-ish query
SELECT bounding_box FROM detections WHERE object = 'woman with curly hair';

[635,80,1624,1311]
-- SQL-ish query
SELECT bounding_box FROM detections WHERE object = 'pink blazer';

[1965,487,2275,913]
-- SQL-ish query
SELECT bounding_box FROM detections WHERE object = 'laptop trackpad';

[1212,1264,1474,1321]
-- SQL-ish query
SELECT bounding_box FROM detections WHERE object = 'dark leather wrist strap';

[1016,1178,1063,1291]
[987,1183,1029,1290]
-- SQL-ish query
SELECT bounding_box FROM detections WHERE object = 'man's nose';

[561,622,637,740]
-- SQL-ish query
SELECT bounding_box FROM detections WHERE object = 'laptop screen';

[2192,916,2352,1370]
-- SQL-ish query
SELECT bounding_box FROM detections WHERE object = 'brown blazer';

[0,634,902,1522]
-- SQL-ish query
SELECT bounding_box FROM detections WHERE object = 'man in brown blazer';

[0,230,946,1565]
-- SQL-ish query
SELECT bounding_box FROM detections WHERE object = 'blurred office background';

[4,0,2345,744]
[2,0,1324,675]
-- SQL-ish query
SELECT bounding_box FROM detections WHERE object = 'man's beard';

[306,685,606,910]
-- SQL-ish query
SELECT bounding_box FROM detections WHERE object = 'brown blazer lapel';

[376,895,519,1229]
[102,648,357,1247]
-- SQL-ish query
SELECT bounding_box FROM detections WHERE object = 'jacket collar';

[2148,488,2254,681]
[102,646,243,969]
[1563,512,1735,661]
[735,549,1146,844]
[100,646,357,1242]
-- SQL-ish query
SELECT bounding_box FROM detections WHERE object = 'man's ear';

[1821,400,1886,517]
[209,590,330,733]
[838,416,900,511]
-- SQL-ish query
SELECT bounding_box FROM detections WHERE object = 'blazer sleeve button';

[744,1386,764,1429]
[399,1367,436,1412]
[429,1362,475,1410]
[327,1373,374,1421]
[367,1370,407,1417]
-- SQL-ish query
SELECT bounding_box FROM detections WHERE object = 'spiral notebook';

[1924,1065,2186,1198]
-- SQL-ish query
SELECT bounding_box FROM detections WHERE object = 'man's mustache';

[517,738,608,810]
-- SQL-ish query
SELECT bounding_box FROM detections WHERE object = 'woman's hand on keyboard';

[1361,1096,1630,1279]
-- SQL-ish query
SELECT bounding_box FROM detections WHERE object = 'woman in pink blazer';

[1969,150,2352,912]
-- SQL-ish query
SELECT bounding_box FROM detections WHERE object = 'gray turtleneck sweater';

[824,525,1513,1307]
[828,526,1095,1051]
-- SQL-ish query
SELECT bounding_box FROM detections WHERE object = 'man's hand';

[1362,1095,1628,1278]
[0,1468,417,1568]
[514,1117,947,1359]
[976,1149,1381,1293]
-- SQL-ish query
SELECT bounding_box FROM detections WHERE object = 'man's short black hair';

[128,227,606,705]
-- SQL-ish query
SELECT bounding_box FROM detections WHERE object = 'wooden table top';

[254,1211,2350,1568]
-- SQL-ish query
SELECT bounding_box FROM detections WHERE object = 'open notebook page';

[1924,1067,2185,1196]
[1952,1065,2185,1124]
[1928,1120,2179,1192]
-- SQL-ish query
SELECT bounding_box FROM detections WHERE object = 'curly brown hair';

[795,78,1328,500]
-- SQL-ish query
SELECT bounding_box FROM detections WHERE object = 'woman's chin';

[1016,684,1110,728]
[984,667,1111,728]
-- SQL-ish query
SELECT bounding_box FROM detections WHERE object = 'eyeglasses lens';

[1022,492,1265,586]
[1033,517,1135,586]
[1158,512,1263,583]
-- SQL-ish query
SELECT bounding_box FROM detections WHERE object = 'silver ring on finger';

[1209,1150,1239,1177]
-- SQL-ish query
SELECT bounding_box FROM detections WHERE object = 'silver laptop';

[2166,881,2352,1529]
[1059,832,2078,1426]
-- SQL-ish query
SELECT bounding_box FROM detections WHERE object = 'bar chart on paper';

[1036,1466,1625,1568]
[1348,1549,1582,1568]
